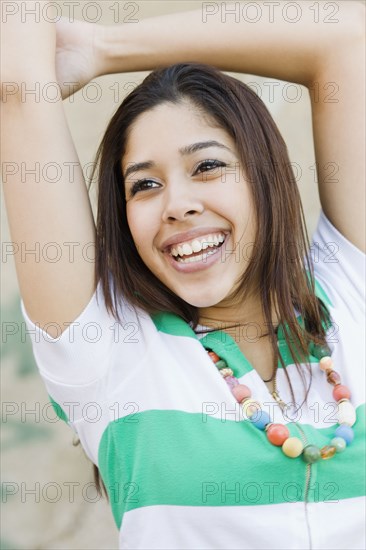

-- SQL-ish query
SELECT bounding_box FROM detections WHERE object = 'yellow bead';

[319,356,333,371]
[320,445,337,460]
[282,437,304,458]
[241,398,261,419]
[337,400,356,427]
[220,368,233,378]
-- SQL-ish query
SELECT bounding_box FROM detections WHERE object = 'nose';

[161,180,204,223]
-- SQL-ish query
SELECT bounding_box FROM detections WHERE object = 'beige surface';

[1,1,323,548]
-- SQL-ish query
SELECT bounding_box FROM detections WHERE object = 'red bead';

[266,424,290,446]
[326,370,341,385]
[208,351,220,363]
[232,384,251,402]
[333,384,351,401]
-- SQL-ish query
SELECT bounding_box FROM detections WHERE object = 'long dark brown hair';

[87,62,330,497]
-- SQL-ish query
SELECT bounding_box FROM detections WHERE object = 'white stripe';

[103,330,365,427]
[118,497,365,550]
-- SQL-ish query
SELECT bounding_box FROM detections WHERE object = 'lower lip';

[163,235,231,274]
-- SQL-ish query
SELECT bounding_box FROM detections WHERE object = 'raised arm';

[93,0,364,251]
[1,3,96,337]
[5,1,362,337]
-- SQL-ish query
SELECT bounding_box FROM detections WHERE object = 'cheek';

[126,204,159,259]
[220,189,253,233]
[127,206,145,253]
[219,178,251,210]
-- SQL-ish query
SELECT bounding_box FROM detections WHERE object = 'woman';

[2,2,365,549]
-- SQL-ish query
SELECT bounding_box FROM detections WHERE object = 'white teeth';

[182,243,193,256]
[169,233,226,257]
[191,239,202,253]
[176,249,219,263]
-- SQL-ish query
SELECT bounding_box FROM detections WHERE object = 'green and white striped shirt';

[22,211,365,549]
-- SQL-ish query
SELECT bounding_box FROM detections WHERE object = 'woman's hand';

[55,17,104,100]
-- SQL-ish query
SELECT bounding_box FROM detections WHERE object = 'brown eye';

[130,179,160,196]
[195,160,226,174]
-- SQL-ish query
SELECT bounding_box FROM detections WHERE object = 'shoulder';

[310,210,365,315]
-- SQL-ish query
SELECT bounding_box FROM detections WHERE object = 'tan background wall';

[1,1,351,548]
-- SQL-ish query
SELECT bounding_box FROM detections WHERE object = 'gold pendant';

[271,390,287,411]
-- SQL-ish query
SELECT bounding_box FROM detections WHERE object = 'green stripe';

[313,276,333,307]
[98,405,365,529]
[200,330,253,377]
[151,311,197,338]
[48,396,68,423]
[200,328,324,378]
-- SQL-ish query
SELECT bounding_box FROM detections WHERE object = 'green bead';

[309,343,332,360]
[302,445,321,464]
[330,437,347,453]
[215,359,227,370]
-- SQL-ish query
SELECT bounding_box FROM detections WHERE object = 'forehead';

[122,101,232,167]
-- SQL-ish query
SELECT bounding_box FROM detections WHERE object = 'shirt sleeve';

[310,210,366,316]
[20,279,153,463]
[20,279,142,386]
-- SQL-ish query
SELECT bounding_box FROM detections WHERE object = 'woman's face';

[122,100,256,308]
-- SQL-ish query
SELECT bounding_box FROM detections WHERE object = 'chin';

[175,286,228,309]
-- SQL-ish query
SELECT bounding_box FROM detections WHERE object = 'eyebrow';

[123,140,233,180]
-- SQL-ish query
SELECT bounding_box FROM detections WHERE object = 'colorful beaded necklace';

[206,343,356,463]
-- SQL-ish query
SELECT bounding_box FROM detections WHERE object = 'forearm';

[0,1,56,98]
[97,1,363,88]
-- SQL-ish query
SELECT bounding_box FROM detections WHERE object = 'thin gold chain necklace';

[259,335,287,410]
[271,375,287,411]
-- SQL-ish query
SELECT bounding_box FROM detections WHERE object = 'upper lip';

[161,227,230,252]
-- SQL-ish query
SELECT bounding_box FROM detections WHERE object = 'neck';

[197,292,280,336]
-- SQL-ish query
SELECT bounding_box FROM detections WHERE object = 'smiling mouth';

[169,233,226,263]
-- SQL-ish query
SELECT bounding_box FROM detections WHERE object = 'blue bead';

[335,424,354,445]
[250,410,271,430]
[330,437,347,453]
